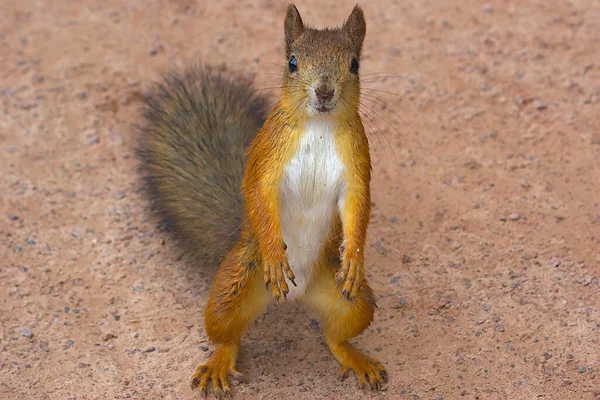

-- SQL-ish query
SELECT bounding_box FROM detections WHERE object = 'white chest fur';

[280,119,345,300]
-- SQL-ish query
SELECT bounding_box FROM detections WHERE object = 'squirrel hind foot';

[331,341,387,391]
[191,344,242,397]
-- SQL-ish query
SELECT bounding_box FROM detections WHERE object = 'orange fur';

[242,103,303,302]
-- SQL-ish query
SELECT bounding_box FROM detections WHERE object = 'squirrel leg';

[301,260,387,390]
[191,243,270,397]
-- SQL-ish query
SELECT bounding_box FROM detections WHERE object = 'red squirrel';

[137,4,386,397]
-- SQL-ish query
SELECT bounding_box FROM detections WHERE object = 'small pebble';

[114,191,125,200]
[20,328,33,339]
[84,135,99,146]
[533,99,547,110]
[520,180,530,188]
[145,346,156,353]
[117,233,133,241]
[578,366,587,373]
[548,258,561,268]
[102,333,118,341]
[509,213,520,221]
[64,340,75,350]
[200,345,209,352]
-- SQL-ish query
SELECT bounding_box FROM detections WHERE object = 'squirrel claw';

[339,368,351,382]
[191,345,239,397]
[335,352,386,392]
[337,254,363,302]
[264,257,294,303]
[230,369,246,384]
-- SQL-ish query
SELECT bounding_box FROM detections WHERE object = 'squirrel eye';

[350,58,359,74]
[288,56,298,73]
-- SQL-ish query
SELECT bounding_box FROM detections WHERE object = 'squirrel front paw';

[263,254,296,304]
[335,247,364,301]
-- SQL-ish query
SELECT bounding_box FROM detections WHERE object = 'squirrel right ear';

[284,4,304,52]
[342,5,366,55]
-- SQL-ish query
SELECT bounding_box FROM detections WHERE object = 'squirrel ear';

[284,4,304,52]
[342,5,366,55]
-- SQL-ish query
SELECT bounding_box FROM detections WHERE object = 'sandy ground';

[1,0,600,399]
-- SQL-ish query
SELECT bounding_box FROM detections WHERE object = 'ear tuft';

[284,4,304,53]
[342,5,366,55]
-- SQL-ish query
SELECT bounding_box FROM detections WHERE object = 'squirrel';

[137,4,387,397]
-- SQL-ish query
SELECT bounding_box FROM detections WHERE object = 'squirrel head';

[281,4,366,119]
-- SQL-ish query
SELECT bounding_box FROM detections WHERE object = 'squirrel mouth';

[316,104,335,113]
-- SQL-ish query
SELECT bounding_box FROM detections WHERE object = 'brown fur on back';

[136,65,270,268]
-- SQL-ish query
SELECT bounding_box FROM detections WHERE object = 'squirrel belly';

[280,118,345,300]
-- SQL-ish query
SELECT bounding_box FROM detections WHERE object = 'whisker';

[360,72,421,84]
[264,62,286,69]
[358,103,397,167]
[360,92,416,130]
[225,215,249,240]
[359,106,389,167]
[253,85,304,93]
[360,95,412,133]
[339,96,384,162]
[362,87,422,108]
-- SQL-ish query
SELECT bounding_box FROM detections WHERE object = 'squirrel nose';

[315,85,334,102]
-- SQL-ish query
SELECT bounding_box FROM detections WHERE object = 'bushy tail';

[136,65,269,268]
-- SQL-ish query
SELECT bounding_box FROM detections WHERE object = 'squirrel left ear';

[284,4,304,53]
[342,5,366,56]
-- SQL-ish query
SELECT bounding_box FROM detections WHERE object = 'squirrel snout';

[315,85,335,103]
